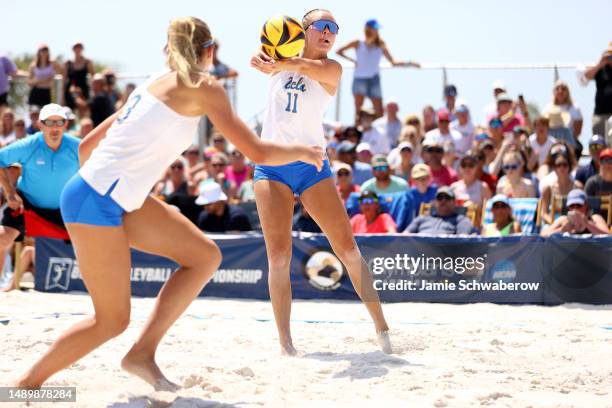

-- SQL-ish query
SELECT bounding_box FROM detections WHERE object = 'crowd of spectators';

[0,39,611,242]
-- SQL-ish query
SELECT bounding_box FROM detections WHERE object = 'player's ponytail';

[166,17,212,88]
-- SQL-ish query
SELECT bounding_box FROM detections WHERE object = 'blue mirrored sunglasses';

[359,197,378,205]
[308,19,339,34]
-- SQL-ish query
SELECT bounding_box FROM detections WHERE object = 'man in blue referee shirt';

[0,103,80,291]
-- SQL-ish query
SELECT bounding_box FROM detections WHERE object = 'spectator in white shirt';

[529,116,557,167]
[374,100,402,148]
[451,103,475,156]
[424,108,462,152]
[360,107,390,154]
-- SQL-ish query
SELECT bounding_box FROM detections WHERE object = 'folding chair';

[482,197,540,234]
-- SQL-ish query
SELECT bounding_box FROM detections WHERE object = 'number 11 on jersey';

[285,92,299,114]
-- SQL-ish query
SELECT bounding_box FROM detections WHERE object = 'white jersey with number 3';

[261,71,333,150]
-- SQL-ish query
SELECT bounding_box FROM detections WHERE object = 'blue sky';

[2,0,610,145]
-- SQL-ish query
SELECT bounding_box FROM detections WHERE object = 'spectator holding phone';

[541,189,609,236]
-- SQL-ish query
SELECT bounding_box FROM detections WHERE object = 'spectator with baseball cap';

[541,189,610,236]
[335,162,360,205]
[360,154,408,195]
[409,163,437,212]
[195,182,251,232]
[442,84,458,121]
[390,141,414,181]
[487,92,524,137]
[482,194,521,236]
[350,190,397,234]
[336,18,420,121]
[585,148,612,198]
[451,103,475,155]
[404,186,475,235]
[336,140,372,185]
[421,139,458,187]
[575,135,607,188]
[424,108,462,152]
[0,103,80,291]
[356,142,373,164]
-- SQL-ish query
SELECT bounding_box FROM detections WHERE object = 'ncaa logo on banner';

[45,257,73,290]
[302,250,345,291]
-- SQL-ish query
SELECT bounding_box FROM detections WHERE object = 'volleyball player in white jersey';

[251,9,392,356]
[13,17,323,390]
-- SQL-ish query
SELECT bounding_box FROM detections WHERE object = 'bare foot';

[121,351,180,392]
[280,341,298,357]
[1,280,16,292]
[377,330,393,354]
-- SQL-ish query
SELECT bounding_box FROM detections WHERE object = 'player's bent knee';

[95,312,131,338]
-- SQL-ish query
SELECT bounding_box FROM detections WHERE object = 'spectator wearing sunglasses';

[496,151,536,198]
[575,135,607,188]
[404,187,475,235]
[335,162,360,205]
[540,149,579,226]
[541,189,609,237]
[0,104,80,291]
[585,148,612,197]
[451,154,492,207]
[199,152,235,199]
[350,190,397,233]
[336,18,419,122]
[360,154,408,195]
[536,141,575,194]
[421,139,458,187]
[153,158,200,224]
[482,194,521,236]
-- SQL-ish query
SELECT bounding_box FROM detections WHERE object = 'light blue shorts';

[253,160,332,195]
[60,173,125,226]
[352,75,382,99]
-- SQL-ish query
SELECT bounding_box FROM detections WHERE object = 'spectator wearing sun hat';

[409,163,437,211]
[360,154,408,195]
[359,107,390,155]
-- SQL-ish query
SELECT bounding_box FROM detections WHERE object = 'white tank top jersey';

[79,71,200,212]
[260,71,333,150]
[354,41,383,79]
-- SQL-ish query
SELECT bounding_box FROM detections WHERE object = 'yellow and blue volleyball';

[260,15,305,59]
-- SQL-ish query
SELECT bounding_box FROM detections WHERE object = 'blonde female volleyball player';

[13,17,323,390]
[250,9,392,356]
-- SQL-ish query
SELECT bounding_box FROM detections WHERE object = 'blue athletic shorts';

[60,173,125,226]
[352,74,382,99]
[253,160,332,195]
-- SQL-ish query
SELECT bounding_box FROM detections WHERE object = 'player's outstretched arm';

[203,81,323,170]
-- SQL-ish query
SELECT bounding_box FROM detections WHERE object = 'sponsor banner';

[35,234,612,304]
